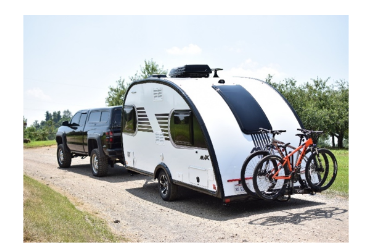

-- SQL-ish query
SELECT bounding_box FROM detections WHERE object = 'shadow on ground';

[58,163,347,223]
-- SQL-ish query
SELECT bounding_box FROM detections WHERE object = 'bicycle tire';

[253,155,287,201]
[305,148,338,192]
[295,148,312,188]
[240,150,270,197]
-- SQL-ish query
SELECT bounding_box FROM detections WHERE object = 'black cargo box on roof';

[169,64,212,78]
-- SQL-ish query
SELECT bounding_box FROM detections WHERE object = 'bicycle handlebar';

[297,128,324,135]
[259,128,286,135]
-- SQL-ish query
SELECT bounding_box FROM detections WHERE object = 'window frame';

[122,105,137,136]
[169,109,207,149]
[70,112,82,125]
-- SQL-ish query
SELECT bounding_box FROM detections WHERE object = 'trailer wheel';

[57,144,71,168]
[90,149,108,177]
[158,169,177,201]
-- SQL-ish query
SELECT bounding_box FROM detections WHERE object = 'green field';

[23,175,126,242]
[324,148,349,197]
[23,140,56,148]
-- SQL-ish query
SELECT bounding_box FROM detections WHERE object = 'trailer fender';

[153,163,172,181]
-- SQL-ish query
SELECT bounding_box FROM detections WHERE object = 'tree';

[23,116,27,139]
[325,80,349,148]
[45,111,52,121]
[52,111,61,123]
[129,59,167,82]
[23,109,74,141]
[266,75,349,148]
[105,77,129,106]
[62,110,72,120]
[105,59,167,106]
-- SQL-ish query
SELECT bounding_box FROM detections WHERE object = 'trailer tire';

[90,148,108,177]
[57,144,71,168]
[158,169,177,201]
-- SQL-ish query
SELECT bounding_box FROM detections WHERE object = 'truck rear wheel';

[57,144,71,168]
[90,149,108,177]
[158,169,177,201]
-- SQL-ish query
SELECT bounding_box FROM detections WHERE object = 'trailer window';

[171,110,192,146]
[170,110,207,149]
[123,106,137,134]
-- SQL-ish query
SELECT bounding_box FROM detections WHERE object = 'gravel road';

[23,145,349,243]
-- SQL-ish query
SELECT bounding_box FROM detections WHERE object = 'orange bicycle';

[240,128,309,199]
[252,128,338,201]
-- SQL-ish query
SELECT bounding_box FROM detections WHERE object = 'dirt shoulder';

[23,146,349,243]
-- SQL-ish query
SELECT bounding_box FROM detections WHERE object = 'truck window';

[123,106,137,134]
[112,108,122,127]
[70,112,81,125]
[79,113,87,127]
[88,111,101,122]
[100,111,110,123]
[170,110,207,149]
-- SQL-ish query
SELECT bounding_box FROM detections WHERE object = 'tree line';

[23,110,72,141]
[266,75,348,148]
[24,59,348,148]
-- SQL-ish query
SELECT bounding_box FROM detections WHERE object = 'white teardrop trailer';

[122,64,310,204]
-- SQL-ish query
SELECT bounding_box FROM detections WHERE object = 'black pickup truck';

[55,106,124,177]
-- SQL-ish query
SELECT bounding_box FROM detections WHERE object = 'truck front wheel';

[57,144,71,168]
[90,149,108,177]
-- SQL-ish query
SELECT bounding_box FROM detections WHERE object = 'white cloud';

[26,87,51,101]
[221,59,285,82]
[166,44,202,55]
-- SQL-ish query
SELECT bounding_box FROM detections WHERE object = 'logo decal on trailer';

[200,155,210,160]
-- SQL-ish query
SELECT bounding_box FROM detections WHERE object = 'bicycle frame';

[272,137,314,180]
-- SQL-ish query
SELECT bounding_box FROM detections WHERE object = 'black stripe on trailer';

[213,84,272,134]
[123,78,224,199]
[240,77,304,129]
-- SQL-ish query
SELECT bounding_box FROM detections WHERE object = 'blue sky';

[23,15,349,126]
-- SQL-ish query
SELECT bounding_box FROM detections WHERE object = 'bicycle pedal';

[300,180,307,189]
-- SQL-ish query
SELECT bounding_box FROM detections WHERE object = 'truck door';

[66,112,87,152]
[66,112,81,151]
[76,112,88,152]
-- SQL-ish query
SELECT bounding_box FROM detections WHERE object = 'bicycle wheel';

[305,148,338,192]
[253,155,287,201]
[240,150,270,197]
[296,148,312,188]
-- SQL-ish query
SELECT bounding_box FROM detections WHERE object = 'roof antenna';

[212,68,223,78]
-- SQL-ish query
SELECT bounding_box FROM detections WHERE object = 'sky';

[22,15,349,126]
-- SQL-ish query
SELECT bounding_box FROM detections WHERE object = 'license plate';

[234,184,246,194]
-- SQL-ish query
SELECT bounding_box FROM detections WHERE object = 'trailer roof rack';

[169,64,212,78]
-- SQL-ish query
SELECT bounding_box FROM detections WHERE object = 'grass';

[322,148,349,197]
[23,140,56,148]
[23,175,126,243]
